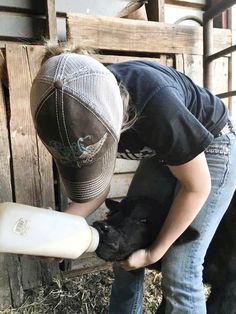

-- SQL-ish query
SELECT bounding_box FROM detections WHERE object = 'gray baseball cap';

[30,53,123,202]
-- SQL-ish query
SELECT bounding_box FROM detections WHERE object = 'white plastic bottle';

[0,202,99,259]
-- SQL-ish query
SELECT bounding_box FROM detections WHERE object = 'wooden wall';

[0,0,210,44]
[0,45,60,309]
[0,11,231,309]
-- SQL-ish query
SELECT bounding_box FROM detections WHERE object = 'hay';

[0,269,162,314]
[1,269,210,314]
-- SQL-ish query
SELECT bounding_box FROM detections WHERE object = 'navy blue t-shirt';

[107,60,228,165]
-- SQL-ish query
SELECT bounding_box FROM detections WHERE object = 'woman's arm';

[149,152,211,258]
[119,152,211,270]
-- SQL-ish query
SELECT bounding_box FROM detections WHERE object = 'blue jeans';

[109,125,236,314]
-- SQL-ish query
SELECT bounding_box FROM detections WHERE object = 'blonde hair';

[42,43,138,132]
[41,42,95,65]
[119,83,138,133]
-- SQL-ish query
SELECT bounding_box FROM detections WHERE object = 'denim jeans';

[109,124,236,314]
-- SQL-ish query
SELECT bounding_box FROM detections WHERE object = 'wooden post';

[146,0,165,22]
[45,0,58,43]
[203,18,214,90]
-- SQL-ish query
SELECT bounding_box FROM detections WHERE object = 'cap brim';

[55,142,117,203]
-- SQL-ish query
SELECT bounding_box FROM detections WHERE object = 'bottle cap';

[86,227,99,252]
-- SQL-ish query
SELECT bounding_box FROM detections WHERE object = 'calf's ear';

[175,227,200,245]
[105,198,121,212]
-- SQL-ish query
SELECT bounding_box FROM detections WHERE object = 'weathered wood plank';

[7,44,55,209]
[70,252,109,271]
[0,255,12,310]
[4,255,24,308]
[94,53,174,67]
[0,49,8,87]
[175,54,203,86]
[166,0,206,8]
[213,57,229,106]
[146,0,165,22]
[6,44,58,290]
[0,79,16,310]
[183,55,203,86]
[26,45,45,79]
[68,253,110,278]
[0,70,24,309]
[175,53,229,106]
[26,45,55,209]
[86,172,135,225]
[67,13,231,56]
[114,159,139,173]
[6,44,43,290]
[0,82,12,202]
[45,0,58,43]
[108,173,134,199]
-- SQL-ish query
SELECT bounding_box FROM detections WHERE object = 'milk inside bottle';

[0,202,99,259]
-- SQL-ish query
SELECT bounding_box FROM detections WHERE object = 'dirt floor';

[1,269,210,314]
[0,269,163,314]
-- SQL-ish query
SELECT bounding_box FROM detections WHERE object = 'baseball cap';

[30,53,123,202]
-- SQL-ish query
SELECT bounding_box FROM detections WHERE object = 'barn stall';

[0,0,235,311]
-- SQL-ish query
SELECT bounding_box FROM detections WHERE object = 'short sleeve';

[138,86,214,165]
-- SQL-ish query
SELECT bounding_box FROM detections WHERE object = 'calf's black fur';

[93,197,199,264]
[93,193,236,314]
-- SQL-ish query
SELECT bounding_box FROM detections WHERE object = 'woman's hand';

[118,248,164,271]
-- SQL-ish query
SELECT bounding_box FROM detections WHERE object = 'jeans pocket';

[226,130,236,142]
[205,135,230,188]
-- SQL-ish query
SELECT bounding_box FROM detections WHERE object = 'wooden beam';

[45,0,57,43]
[216,90,236,99]
[146,0,165,22]
[206,44,236,62]
[67,14,231,56]
[93,53,174,67]
[166,0,205,8]
[204,0,236,22]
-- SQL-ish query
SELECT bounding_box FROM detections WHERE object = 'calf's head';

[93,196,199,262]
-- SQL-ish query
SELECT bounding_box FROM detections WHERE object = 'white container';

[0,202,99,259]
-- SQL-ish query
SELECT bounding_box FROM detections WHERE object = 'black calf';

[93,197,199,263]
[93,192,236,313]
